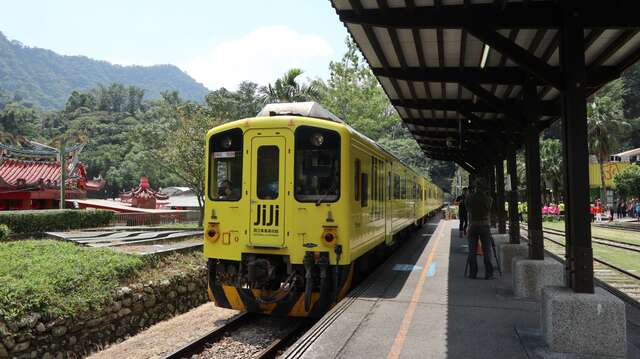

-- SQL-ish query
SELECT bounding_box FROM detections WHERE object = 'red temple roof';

[0,159,105,191]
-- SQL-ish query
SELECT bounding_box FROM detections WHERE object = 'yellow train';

[203,102,443,317]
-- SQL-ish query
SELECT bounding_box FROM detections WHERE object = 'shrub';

[0,224,10,241]
[0,209,114,234]
[0,240,144,321]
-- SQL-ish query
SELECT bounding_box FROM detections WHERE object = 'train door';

[247,133,287,248]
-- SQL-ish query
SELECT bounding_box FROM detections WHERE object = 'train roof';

[257,102,344,124]
[257,102,440,190]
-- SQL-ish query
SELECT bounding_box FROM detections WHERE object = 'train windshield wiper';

[315,181,338,206]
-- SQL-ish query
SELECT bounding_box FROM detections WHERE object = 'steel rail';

[595,223,640,233]
[521,224,640,253]
[161,312,253,359]
[254,320,307,359]
[518,234,640,310]
[541,228,640,253]
[162,312,307,359]
[532,233,640,282]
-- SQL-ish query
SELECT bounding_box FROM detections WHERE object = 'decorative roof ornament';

[119,177,168,209]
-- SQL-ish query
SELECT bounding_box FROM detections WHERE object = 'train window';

[371,158,375,214]
[209,128,243,201]
[394,175,400,199]
[361,173,368,207]
[257,146,279,199]
[354,159,361,201]
[294,126,340,203]
[388,172,392,200]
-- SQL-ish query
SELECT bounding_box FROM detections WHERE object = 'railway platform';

[284,219,640,359]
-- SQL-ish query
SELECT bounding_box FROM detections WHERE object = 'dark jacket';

[465,190,493,226]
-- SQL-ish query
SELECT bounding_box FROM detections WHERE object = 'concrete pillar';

[512,258,564,300]
[496,159,506,234]
[497,242,527,275]
[542,287,626,356]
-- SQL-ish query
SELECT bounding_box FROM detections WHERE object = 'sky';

[0,0,350,90]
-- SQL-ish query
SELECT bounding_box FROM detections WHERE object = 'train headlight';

[310,133,324,147]
[206,222,220,242]
[221,136,233,149]
[321,226,338,247]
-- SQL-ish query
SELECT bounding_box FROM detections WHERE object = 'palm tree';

[259,68,320,103]
[588,91,631,204]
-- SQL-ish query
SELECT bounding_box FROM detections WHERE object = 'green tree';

[259,68,320,103]
[0,101,40,138]
[147,103,222,219]
[316,38,398,140]
[205,81,261,120]
[316,37,456,186]
[588,80,631,202]
[540,138,563,202]
[613,165,640,200]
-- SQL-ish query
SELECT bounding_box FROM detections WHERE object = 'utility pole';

[59,138,66,209]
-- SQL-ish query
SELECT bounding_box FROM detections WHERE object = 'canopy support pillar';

[560,3,594,293]
[507,150,520,244]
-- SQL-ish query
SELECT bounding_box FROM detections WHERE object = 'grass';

[539,221,640,274]
[542,221,640,245]
[124,251,205,285]
[0,240,205,322]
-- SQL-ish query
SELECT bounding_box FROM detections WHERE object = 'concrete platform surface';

[283,220,640,359]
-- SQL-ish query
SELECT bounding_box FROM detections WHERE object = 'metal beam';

[405,118,499,131]
[393,99,560,116]
[337,2,640,29]
[466,27,562,89]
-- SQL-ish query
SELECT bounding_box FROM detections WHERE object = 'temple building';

[119,177,169,209]
[0,141,105,210]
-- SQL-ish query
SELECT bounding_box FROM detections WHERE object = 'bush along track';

[0,241,208,359]
[0,209,114,234]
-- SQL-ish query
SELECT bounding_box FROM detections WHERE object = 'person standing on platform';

[455,187,469,237]
[465,178,494,280]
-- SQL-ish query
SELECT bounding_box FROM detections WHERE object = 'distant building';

[609,148,640,163]
[587,147,640,203]
[119,177,169,209]
[159,186,200,210]
[0,141,105,210]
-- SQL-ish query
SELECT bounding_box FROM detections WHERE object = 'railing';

[110,210,200,227]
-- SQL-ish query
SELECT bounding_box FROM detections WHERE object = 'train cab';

[203,102,442,317]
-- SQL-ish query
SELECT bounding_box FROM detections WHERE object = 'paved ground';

[285,219,640,359]
[87,303,238,359]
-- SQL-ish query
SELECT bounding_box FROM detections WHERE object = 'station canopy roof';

[330,0,640,171]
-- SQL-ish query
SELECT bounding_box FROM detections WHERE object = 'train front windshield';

[210,128,243,201]
[294,126,340,203]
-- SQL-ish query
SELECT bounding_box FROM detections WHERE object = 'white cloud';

[182,26,333,90]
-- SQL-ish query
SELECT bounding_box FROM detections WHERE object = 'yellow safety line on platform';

[387,220,446,359]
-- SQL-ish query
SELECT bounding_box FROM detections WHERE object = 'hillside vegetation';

[0,32,208,108]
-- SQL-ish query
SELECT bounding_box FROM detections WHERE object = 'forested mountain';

[0,32,208,108]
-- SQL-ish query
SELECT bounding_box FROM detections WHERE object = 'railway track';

[518,225,640,303]
[540,226,640,253]
[595,222,640,232]
[162,313,307,359]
